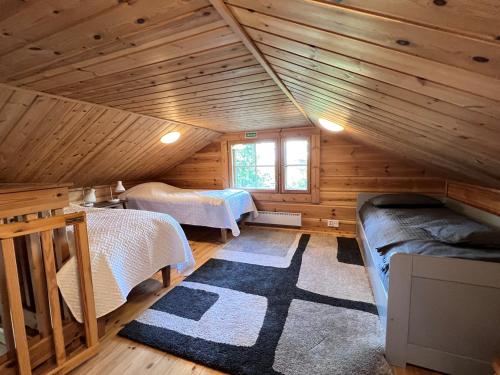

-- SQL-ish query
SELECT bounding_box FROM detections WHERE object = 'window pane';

[233,166,257,189]
[285,166,308,190]
[256,142,276,166]
[232,143,256,166]
[233,166,275,189]
[285,140,308,166]
[231,141,277,190]
[256,167,276,189]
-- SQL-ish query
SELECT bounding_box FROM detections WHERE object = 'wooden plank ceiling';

[0,0,499,188]
[0,84,219,187]
[218,0,500,188]
[0,0,307,132]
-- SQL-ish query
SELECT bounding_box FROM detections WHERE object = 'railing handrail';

[0,212,85,239]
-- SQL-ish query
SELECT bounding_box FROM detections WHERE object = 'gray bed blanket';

[359,203,441,251]
[359,202,500,288]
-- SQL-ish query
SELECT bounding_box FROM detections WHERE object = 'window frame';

[228,138,279,193]
[228,136,311,194]
[280,136,311,194]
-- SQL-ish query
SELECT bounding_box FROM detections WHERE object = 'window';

[231,141,277,190]
[283,138,309,192]
[229,137,311,193]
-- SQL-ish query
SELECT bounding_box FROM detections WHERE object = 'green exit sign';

[245,132,257,139]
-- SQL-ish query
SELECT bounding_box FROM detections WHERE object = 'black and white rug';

[119,228,391,375]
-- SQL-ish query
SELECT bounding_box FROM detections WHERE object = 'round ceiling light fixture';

[161,131,181,144]
[318,118,344,132]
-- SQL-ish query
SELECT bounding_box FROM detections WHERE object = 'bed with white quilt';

[119,182,258,237]
[57,204,195,322]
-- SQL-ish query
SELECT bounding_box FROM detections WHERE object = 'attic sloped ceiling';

[215,0,500,188]
[0,0,499,188]
[0,0,308,132]
[0,84,220,187]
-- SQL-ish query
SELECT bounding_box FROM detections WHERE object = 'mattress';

[120,183,258,236]
[58,205,195,322]
[359,203,500,289]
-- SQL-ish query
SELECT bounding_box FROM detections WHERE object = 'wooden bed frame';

[0,184,171,374]
[356,193,500,375]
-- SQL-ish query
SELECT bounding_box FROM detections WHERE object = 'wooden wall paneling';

[0,1,214,82]
[220,141,230,188]
[276,62,497,149]
[43,110,133,182]
[2,0,499,196]
[291,101,484,175]
[222,0,500,187]
[137,127,219,179]
[68,182,143,204]
[76,55,260,103]
[228,0,500,78]
[304,108,496,186]
[85,119,190,184]
[61,115,157,184]
[11,104,100,183]
[279,74,499,167]
[87,64,267,108]
[284,83,500,174]
[267,70,500,185]
[264,51,500,139]
[7,102,93,181]
[0,2,309,133]
[0,90,38,143]
[104,72,269,107]
[122,80,279,112]
[446,182,500,216]
[163,142,224,189]
[227,2,500,100]
[44,43,251,95]
[208,0,313,125]
[0,1,121,57]
[0,85,221,187]
[310,134,321,204]
[319,0,500,41]
[143,87,282,114]
[251,32,500,120]
[162,131,446,236]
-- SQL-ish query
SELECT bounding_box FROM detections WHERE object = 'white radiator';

[248,211,302,227]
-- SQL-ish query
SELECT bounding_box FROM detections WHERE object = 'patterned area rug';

[119,228,391,375]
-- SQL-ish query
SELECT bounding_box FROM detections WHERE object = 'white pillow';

[118,182,182,199]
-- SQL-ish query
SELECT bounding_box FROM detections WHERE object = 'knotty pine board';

[163,132,446,235]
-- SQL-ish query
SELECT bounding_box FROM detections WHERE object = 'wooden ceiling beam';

[208,0,314,126]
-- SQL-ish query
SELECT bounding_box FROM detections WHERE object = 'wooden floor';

[71,227,440,375]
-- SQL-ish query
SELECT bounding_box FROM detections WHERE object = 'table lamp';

[83,188,97,207]
[109,181,125,203]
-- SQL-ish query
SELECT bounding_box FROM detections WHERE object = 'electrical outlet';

[327,219,339,228]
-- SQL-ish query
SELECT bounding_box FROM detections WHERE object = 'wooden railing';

[0,184,99,374]
[0,212,98,374]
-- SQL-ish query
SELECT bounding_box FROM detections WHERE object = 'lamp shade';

[115,180,126,193]
[83,188,97,206]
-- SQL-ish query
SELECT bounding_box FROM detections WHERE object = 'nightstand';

[90,200,127,209]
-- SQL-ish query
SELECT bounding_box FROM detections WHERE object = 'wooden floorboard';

[70,226,440,375]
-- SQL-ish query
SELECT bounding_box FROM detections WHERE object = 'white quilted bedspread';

[120,183,258,236]
[58,205,194,322]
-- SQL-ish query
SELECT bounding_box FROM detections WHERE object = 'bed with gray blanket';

[359,203,500,289]
[356,193,500,375]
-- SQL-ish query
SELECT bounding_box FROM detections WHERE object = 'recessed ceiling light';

[161,131,181,144]
[319,118,344,132]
